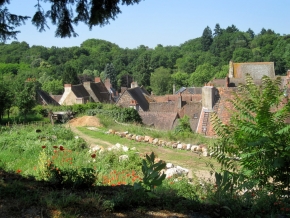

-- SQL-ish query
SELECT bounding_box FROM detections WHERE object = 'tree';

[201,26,213,51]
[62,65,79,85]
[213,23,223,37]
[246,28,255,39]
[15,81,37,120]
[211,75,290,192]
[104,63,117,90]
[232,48,253,62]
[0,0,142,41]
[171,72,189,90]
[188,63,215,86]
[42,79,63,95]
[0,80,13,121]
[150,67,172,95]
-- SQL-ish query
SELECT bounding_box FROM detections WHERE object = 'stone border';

[106,129,209,157]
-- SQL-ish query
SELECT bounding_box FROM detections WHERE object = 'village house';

[58,77,111,105]
[116,81,152,111]
[36,89,60,106]
[198,61,282,136]
[125,61,286,135]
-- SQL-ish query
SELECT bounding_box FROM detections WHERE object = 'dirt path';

[70,126,114,147]
[69,125,214,182]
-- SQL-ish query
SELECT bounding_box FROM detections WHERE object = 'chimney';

[131,81,138,88]
[225,76,230,87]
[173,83,176,94]
[64,84,71,90]
[95,77,101,83]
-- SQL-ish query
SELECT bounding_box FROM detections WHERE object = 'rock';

[166,163,174,169]
[191,145,199,152]
[108,129,115,134]
[172,143,177,149]
[120,132,126,138]
[148,137,154,143]
[182,143,187,150]
[177,143,183,149]
[115,143,122,149]
[152,138,159,145]
[144,136,151,142]
[166,141,172,148]
[136,135,144,142]
[186,144,192,150]
[119,155,129,162]
[131,135,136,140]
[90,145,104,153]
[158,140,165,146]
[126,134,132,139]
[122,146,129,152]
[176,165,189,176]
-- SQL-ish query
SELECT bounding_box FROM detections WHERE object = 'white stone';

[177,143,183,149]
[122,146,129,152]
[119,154,129,162]
[176,165,189,176]
[152,138,159,145]
[186,144,192,150]
[166,163,174,169]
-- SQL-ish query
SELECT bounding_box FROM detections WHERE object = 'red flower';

[42,145,46,149]
[59,146,64,151]
[53,146,58,148]
[16,169,21,174]
[91,154,96,158]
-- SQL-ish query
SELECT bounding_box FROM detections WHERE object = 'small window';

[193,113,198,119]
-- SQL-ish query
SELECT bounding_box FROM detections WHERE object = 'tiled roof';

[50,95,62,103]
[175,87,186,94]
[37,90,60,106]
[139,111,178,130]
[71,84,90,98]
[127,87,149,111]
[90,82,110,102]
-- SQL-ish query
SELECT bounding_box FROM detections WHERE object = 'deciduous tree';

[0,0,143,41]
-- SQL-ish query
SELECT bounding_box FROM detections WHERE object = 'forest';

[0,24,290,105]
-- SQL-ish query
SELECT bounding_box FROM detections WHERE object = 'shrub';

[211,75,290,194]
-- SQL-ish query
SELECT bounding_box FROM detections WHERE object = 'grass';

[77,126,219,173]
[1,117,290,217]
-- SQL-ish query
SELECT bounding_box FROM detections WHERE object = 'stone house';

[58,77,110,105]
[116,82,152,111]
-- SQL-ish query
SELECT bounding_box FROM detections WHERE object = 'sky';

[5,0,290,49]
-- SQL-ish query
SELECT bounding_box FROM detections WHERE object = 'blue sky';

[5,0,290,49]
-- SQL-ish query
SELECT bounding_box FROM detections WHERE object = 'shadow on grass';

[0,168,211,218]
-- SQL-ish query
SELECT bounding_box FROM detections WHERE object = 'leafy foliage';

[210,75,290,192]
[134,152,166,194]
[174,115,192,134]
[0,0,142,41]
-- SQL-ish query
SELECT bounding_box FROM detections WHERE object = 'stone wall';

[116,91,133,108]
[233,62,275,79]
